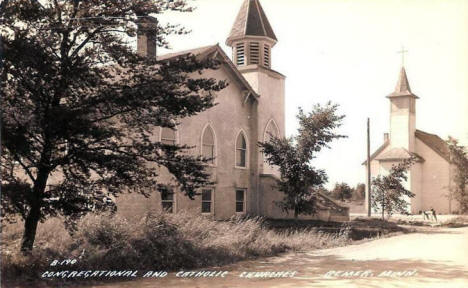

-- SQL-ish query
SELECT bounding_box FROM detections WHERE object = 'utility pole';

[367,118,371,217]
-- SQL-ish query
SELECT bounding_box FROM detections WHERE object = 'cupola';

[226,0,277,68]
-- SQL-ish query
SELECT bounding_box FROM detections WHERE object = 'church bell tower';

[225,0,285,169]
[226,0,277,70]
[226,0,285,216]
[388,67,418,152]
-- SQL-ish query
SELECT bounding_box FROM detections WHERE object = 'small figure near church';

[431,208,437,222]
[419,208,438,222]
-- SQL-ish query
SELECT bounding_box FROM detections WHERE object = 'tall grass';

[1,211,351,284]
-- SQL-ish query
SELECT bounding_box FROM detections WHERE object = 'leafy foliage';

[260,103,346,218]
[331,182,353,201]
[447,137,468,213]
[353,183,366,200]
[0,0,227,251]
[371,157,416,218]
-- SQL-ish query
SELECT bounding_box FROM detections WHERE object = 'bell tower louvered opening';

[226,0,278,69]
[263,43,270,68]
[235,42,245,66]
[249,42,260,64]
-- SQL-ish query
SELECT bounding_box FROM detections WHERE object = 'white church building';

[364,67,458,214]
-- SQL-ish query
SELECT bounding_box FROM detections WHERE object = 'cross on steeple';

[397,46,408,66]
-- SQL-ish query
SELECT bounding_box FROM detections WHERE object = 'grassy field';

[1,211,353,286]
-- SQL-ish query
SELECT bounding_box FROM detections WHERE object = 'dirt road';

[88,227,468,288]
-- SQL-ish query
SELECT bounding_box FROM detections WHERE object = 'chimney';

[137,16,157,58]
[384,133,389,142]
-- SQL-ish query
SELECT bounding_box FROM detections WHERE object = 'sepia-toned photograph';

[1,0,467,287]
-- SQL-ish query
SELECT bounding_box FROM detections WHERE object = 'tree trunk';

[21,205,41,253]
[294,207,298,219]
[21,168,49,253]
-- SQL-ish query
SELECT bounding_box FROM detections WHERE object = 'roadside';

[1,212,413,288]
[79,226,468,288]
[3,213,466,288]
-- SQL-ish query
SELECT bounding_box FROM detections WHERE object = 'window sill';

[234,166,248,170]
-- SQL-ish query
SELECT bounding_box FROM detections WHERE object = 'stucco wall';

[117,63,256,220]
[415,138,452,214]
[365,138,454,214]
[389,97,416,151]
[364,144,391,212]
[241,67,284,168]
[364,144,416,214]
[409,162,422,213]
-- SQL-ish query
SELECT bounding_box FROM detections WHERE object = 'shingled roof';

[157,44,259,100]
[226,0,277,46]
[362,139,390,165]
[415,130,450,162]
[362,130,451,165]
[156,45,217,61]
[375,147,424,162]
[387,67,419,98]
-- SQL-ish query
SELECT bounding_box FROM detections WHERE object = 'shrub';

[1,211,351,285]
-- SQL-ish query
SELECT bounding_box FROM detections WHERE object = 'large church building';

[364,67,458,214]
[118,0,349,221]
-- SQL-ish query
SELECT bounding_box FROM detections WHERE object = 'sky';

[158,0,468,189]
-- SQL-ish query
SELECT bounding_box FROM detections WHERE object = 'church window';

[263,44,270,68]
[236,132,247,167]
[161,191,174,213]
[202,125,215,164]
[235,189,246,213]
[264,120,279,143]
[161,127,176,145]
[236,42,245,66]
[249,42,260,64]
[201,189,213,213]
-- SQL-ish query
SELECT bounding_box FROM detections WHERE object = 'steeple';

[387,66,418,152]
[226,0,277,46]
[388,67,418,98]
[226,0,277,68]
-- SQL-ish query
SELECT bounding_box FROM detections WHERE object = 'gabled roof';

[362,130,451,165]
[157,44,259,100]
[375,147,424,162]
[387,67,419,98]
[415,130,450,162]
[226,0,277,46]
[315,191,349,212]
[362,139,390,165]
[157,45,217,61]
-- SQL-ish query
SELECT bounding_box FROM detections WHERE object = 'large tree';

[447,137,468,213]
[1,0,227,252]
[260,103,345,218]
[371,157,415,219]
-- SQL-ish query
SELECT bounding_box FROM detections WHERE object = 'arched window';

[161,127,176,145]
[263,120,280,175]
[202,126,215,164]
[264,120,279,143]
[236,132,247,167]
